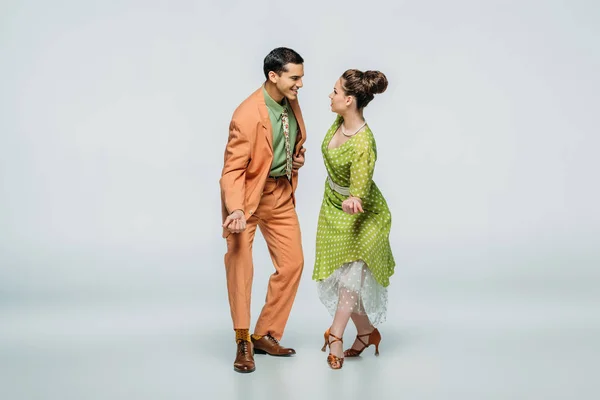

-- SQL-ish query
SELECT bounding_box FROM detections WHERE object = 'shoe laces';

[265,334,280,345]
[238,340,250,354]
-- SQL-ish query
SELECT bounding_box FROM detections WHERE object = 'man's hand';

[222,209,247,233]
[292,147,306,171]
[341,197,364,215]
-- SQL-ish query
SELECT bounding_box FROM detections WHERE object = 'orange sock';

[235,329,251,343]
[251,334,263,341]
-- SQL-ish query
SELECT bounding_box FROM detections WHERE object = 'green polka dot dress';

[313,116,396,288]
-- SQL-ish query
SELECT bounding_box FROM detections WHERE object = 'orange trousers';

[224,177,304,340]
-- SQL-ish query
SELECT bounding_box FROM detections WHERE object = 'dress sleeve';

[349,134,376,199]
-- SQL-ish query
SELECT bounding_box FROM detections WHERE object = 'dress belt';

[327,176,350,196]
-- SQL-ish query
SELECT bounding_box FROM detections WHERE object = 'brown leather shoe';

[252,334,296,356]
[234,340,255,373]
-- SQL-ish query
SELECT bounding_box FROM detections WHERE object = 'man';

[220,47,307,373]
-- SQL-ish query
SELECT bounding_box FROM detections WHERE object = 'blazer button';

[249,210,254,215]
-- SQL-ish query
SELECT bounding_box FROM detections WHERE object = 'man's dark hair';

[263,47,304,79]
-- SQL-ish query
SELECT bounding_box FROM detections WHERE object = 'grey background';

[1,0,599,399]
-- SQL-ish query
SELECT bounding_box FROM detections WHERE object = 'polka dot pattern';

[312,116,396,287]
[317,260,389,326]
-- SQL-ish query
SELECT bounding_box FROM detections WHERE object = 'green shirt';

[263,86,298,177]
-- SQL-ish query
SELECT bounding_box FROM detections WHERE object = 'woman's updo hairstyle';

[341,69,388,109]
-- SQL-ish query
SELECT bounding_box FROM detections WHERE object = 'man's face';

[270,63,304,101]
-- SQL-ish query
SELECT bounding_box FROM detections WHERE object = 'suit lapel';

[254,88,273,152]
[253,86,305,154]
[289,99,306,154]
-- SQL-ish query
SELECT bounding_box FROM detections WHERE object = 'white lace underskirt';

[316,260,388,326]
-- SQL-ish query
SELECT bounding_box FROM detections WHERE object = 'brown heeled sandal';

[343,328,381,357]
[321,328,344,369]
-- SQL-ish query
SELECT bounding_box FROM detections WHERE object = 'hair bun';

[362,70,388,95]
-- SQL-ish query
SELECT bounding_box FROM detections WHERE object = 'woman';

[313,69,395,369]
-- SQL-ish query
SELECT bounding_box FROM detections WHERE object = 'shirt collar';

[263,86,288,120]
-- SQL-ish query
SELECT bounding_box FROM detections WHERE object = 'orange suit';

[220,87,306,340]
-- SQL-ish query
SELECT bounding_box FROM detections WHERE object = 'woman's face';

[329,78,351,114]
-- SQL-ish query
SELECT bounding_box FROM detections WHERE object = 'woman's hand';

[342,196,364,215]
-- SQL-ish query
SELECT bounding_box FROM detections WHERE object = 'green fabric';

[263,86,298,177]
[312,116,395,287]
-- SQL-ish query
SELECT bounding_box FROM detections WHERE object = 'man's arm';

[220,119,250,215]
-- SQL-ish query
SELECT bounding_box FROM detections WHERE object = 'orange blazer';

[220,87,307,237]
